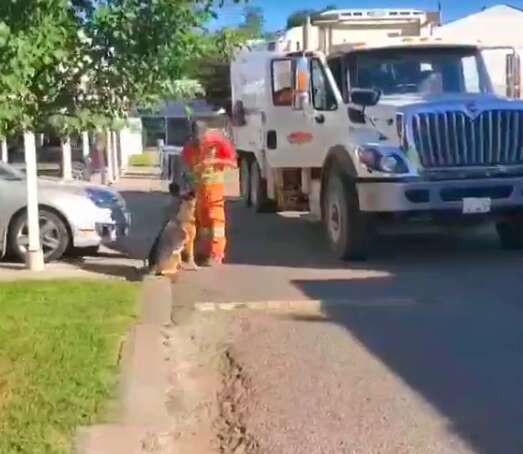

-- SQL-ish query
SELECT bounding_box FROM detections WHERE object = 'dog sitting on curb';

[147,184,198,278]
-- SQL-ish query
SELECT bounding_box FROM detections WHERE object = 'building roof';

[438,4,523,47]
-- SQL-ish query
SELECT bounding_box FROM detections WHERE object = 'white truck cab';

[231,9,523,260]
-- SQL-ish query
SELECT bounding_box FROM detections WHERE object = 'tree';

[286,5,338,29]
[240,6,264,38]
[0,0,240,266]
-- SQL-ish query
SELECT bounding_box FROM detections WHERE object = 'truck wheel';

[497,218,523,250]
[239,156,251,207]
[325,171,370,261]
[250,160,273,213]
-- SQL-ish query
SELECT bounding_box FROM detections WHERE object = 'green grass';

[128,151,160,167]
[0,280,138,454]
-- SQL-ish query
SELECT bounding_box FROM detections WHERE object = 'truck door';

[264,57,341,169]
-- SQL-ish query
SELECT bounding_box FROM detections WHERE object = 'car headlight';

[85,187,119,208]
[357,146,409,174]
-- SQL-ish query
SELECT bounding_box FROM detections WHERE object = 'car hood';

[37,177,113,197]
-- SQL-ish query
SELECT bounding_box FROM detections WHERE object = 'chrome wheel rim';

[16,214,62,259]
[328,188,342,244]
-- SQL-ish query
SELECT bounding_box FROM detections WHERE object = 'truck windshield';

[348,47,492,96]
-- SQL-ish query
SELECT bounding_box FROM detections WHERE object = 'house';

[138,100,228,150]
[437,4,523,97]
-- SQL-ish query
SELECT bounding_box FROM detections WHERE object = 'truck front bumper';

[357,176,523,213]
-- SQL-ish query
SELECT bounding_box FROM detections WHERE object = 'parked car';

[0,162,130,262]
[8,136,92,181]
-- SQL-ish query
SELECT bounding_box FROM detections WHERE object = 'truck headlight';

[357,146,408,174]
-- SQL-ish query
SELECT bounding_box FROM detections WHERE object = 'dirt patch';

[216,349,259,454]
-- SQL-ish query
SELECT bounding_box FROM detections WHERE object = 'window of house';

[271,59,294,106]
[311,59,337,111]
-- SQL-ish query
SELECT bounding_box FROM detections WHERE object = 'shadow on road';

[225,200,340,269]
[291,252,523,454]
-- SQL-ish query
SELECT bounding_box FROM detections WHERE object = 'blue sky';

[210,1,523,31]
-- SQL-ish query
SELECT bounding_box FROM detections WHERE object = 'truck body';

[230,9,523,260]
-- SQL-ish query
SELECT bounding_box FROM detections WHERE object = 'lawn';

[0,280,138,454]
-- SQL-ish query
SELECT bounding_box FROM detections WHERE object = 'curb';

[194,298,416,315]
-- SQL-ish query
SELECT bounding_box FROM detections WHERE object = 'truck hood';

[365,93,523,144]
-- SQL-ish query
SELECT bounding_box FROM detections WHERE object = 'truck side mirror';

[350,88,381,107]
[293,56,311,111]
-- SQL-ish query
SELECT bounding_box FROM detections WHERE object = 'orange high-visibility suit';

[182,130,236,263]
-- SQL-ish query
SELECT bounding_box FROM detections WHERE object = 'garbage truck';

[230,8,523,260]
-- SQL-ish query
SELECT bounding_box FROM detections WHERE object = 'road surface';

[172,184,523,454]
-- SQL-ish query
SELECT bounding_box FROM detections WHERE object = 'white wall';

[438,6,523,48]
[120,117,143,168]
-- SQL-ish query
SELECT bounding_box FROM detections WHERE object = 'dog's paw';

[183,261,200,271]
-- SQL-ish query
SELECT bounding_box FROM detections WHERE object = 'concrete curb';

[194,298,417,315]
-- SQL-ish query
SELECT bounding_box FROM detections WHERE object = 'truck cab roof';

[329,39,481,57]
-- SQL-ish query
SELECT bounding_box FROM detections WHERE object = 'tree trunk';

[1,137,7,163]
[111,130,119,182]
[23,131,44,271]
[105,128,114,185]
[82,131,90,160]
[61,135,73,180]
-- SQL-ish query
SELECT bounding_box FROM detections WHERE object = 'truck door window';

[271,59,293,106]
[311,59,337,111]
[462,55,481,93]
[328,57,343,92]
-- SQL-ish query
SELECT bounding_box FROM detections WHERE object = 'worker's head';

[190,120,208,146]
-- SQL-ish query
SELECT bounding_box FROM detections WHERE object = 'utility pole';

[24,131,44,271]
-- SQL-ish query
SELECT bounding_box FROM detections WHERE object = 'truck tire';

[324,170,370,261]
[250,160,274,213]
[239,156,251,207]
[497,218,523,250]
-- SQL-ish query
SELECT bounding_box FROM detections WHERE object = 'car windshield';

[348,46,492,96]
[0,163,24,181]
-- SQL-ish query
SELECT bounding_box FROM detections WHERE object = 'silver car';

[0,162,130,262]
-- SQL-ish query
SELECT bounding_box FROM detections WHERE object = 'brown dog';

[150,195,198,278]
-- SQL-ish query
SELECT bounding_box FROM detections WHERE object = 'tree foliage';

[0,0,240,135]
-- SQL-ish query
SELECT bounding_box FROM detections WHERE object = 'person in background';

[181,120,237,266]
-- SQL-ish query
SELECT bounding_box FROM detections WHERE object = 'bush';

[128,151,160,167]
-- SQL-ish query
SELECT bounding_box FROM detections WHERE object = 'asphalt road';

[172,185,523,454]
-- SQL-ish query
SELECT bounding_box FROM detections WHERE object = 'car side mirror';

[350,88,381,107]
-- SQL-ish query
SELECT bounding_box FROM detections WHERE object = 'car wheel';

[497,218,523,249]
[8,209,70,262]
[239,156,251,207]
[324,170,370,261]
[250,160,274,213]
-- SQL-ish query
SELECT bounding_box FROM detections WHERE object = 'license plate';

[462,197,491,214]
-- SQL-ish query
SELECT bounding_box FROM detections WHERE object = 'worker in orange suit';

[181,120,237,266]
